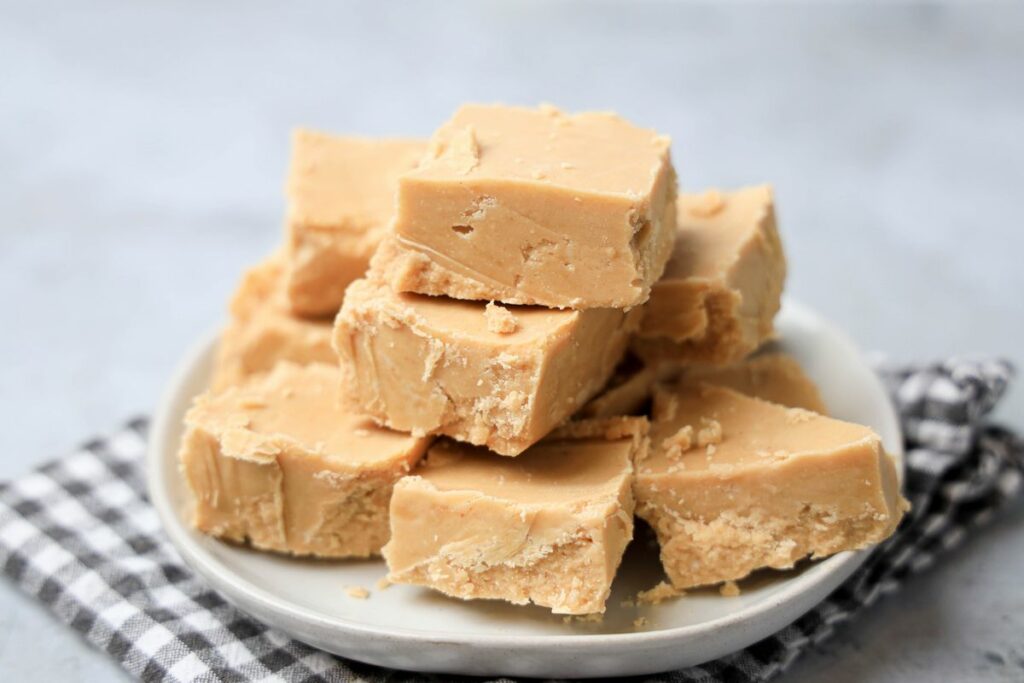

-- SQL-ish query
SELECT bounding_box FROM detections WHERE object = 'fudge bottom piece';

[637,383,906,589]
[181,362,430,557]
[383,418,646,614]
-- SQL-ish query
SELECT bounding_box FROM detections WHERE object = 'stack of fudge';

[180,104,906,616]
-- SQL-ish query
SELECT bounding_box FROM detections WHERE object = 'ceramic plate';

[148,300,903,678]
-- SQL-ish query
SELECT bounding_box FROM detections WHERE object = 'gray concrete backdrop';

[1,1,1022,681]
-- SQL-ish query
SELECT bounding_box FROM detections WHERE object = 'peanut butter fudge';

[689,351,827,414]
[212,256,336,391]
[334,278,642,455]
[636,383,905,589]
[371,104,677,309]
[632,186,786,365]
[181,362,430,557]
[383,418,645,614]
[285,130,426,316]
[580,351,825,419]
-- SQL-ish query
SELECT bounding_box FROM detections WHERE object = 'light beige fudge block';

[632,186,786,365]
[688,351,827,414]
[636,383,905,589]
[372,104,677,309]
[334,278,642,456]
[285,130,426,317]
[180,363,430,557]
[580,351,825,418]
[212,256,335,391]
[383,418,645,614]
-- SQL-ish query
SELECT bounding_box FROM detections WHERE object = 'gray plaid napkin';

[0,358,1020,682]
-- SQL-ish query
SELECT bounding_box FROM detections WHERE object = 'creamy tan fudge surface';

[636,383,905,589]
[580,351,825,419]
[383,417,645,614]
[181,362,430,557]
[334,278,642,456]
[632,186,786,365]
[285,130,426,317]
[372,103,677,309]
[212,256,336,391]
[688,351,827,414]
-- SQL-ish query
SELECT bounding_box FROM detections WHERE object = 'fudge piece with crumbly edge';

[635,382,906,590]
[632,186,786,365]
[285,130,426,317]
[383,417,646,614]
[687,350,827,414]
[579,350,826,419]
[180,362,430,557]
[333,278,642,456]
[371,104,677,309]
[212,255,336,391]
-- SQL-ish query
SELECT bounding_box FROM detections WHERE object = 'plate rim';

[147,299,903,651]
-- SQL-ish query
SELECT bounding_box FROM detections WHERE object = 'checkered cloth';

[0,359,1020,682]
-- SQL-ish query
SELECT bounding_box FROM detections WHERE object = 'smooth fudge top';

[287,129,426,232]
[413,421,643,505]
[688,352,828,414]
[406,104,671,196]
[648,383,879,475]
[384,104,678,309]
[189,362,427,468]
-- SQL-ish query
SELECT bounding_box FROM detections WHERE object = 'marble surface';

[1,1,1022,681]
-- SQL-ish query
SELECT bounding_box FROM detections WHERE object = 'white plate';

[148,300,903,679]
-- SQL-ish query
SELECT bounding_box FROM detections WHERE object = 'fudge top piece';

[411,417,645,505]
[381,105,678,309]
[663,185,777,282]
[648,383,877,475]
[405,104,671,196]
[287,129,426,231]
[189,362,426,468]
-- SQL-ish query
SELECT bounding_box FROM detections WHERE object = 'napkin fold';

[0,358,1020,683]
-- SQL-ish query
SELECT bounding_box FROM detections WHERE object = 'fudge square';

[383,417,646,614]
[372,104,678,309]
[580,350,826,419]
[636,382,905,589]
[212,255,336,391]
[180,362,430,557]
[689,351,827,414]
[285,130,426,317]
[632,186,786,366]
[334,278,642,456]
